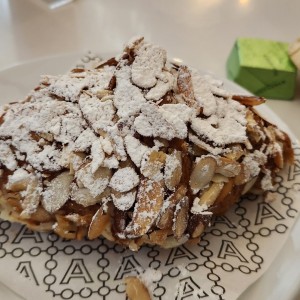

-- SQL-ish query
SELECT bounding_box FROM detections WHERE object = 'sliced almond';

[38,132,54,142]
[53,214,77,240]
[264,126,276,142]
[109,167,139,192]
[190,144,208,157]
[128,240,142,252]
[125,178,164,238]
[189,156,217,194]
[210,179,235,215]
[42,172,73,213]
[177,65,197,109]
[234,164,249,185]
[140,150,167,181]
[189,133,226,155]
[70,184,105,207]
[242,176,258,195]
[212,174,229,183]
[90,139,105,173]
[198,182,224,207]
[100,219,115,242]
[211,184,244,215]
[149,229,170,245]
[96,89,113,100]
[6,169,31,192]
[224,144,244,161]
[273,142,284,169]
[69,152,86,175]
[76,163,112,197]
[216,157,241,177]
[164,150,182,190]
[246,110,265,144]
[29,206,54,223]
[232,95,266,106]
[88,207,110,240]
[6,195,22,211]
[172,196,189,239]
[124,135,150,168]
[191,223,205,239]
[20,175,42,218]
[156,185,187,229]
[111,189,136,211]
[125,276,151,300]
[169,138,189,153]
[213,179,234,207]
[0,141,17,171]
[65,213,93,226]
[160,235,189,249]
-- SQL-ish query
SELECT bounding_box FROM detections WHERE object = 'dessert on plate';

[0,37,294,250]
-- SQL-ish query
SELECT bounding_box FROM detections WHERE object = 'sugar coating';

[110,167,139,192]
[191,200,213,215]
[0,141,17,171]
[131,43,167,88]
[6,168,30,190]
[124,135,150,167]
[112,190,137,211]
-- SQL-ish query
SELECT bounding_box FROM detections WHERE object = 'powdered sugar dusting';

[114,64,146,118]
[191,69,217,116]
[42,172,73,213]
[79,94,115,133]
[6,168,30,190]
[145,71,175,101]
[0,141,17,171]
[191,200,212,215]
[45,74,87,102]
[90,139,105,173]
[131,42,167,88]
[76,164,111,197]
[261,169,274,191]
[112,190,136,211]
[73,128,97,152]
[134,103,177,140]
[191,98,247,146]
[124,135,149,167]
[243,150,267,178]
[109,167,139,192]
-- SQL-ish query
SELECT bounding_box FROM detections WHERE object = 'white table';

[0,1,300,299]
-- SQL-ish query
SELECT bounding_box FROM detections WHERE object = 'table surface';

[0,1,300,299]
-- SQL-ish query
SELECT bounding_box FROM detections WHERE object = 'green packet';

[226,38,297,100]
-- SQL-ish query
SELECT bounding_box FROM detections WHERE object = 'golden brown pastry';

[0,37,294,250]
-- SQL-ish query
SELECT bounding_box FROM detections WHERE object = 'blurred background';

[0,0,299,75]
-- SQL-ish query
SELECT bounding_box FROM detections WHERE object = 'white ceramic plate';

[0,55,299,300]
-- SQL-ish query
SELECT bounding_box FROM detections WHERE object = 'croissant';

[0,37,294,251]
